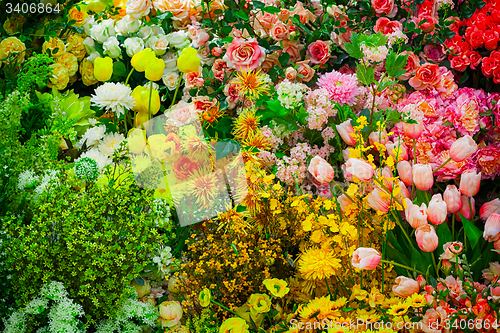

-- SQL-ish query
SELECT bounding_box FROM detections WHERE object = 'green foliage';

[385,52,409,78]
[4,182,167,326]
[16,53,54,93]
[186,308,219,333]
[344,32,388,60]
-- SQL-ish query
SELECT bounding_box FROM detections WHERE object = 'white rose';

[162,70,180,91]
[126,0,152,19]
[138,26,153,40]
[103,37,121,58]
[162,52,178,70]
[124,37,144,57]
[151,25,165,36]
[83,16,95,36]
[165,31,190,50]
[90,20,116,43]
[87,51,101,62]
[147,34,169,56]
[115,15,142,36]
[83,37,95,55]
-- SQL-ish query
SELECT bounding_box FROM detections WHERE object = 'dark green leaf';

[459,214,482,250]
[278,52,290,67]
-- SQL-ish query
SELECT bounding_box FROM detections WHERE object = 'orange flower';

[173,156,199,180]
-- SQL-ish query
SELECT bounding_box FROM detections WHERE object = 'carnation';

[90,82,134,117]
[317,70,360,106]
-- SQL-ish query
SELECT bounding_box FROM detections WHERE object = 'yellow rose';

[159,301,183,328]
[42,37,66,58]
[177,47,200,73]
[68,4,88,27]
[263,278,290,298]
[198,288,211,307]
[145,57,165,81]
[170,325,190,333]
[131,278,151,298]
[132,85,161,115]
[219,317,249,333]
[93,57,113,82]
[3,15,26,35]
[131,48,156,72]
[247,293,271,315]
[79,59,98,86]
[0,37,26,64]
[66,34,87,61]
[57,52,79,76]
[47,63,70,90]
[235,304,265,328]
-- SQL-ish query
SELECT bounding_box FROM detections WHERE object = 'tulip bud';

[397,160,413,186]
[308,156,334,184]
[131,48,156,72]
[427,194,447,225]
[392,276,419,297]
[366,188,390,212]
[443,185,462,214]
[337,194,353,212]
[93,56,113,82]
[369,130,388,148]
[484,213,500,242]
[345,158,374,182]
[403,121,424,140]
[480,198,500,221]
[459,170,481,197]
[455,195,475,221]
[132,85,161,115]
[177,47,201,73]
[336,119,356,145]
[415,224,439,252]
[399,181,411,199]
[412,164,433,191]
[449,135,478,162]
[135,111,150,127]
[145,57,166,81]
[386,138,408,161]
[351,247,381,270]
[406,202,428,228]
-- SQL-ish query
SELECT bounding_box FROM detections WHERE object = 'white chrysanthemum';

[17,169,39,191]
[98,133,126,156]
[90,82,134,117]
[78,148,112,171]
[76,124,106,149]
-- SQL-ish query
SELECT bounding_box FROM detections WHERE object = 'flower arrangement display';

[3,0,500,332]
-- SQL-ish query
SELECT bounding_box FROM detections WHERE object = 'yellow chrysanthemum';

[387,302,410,316]
[299,296,340,322]
[232,69,269,100]
[232,109,260,141]
[407,293,427,307]
[298,247,340,280]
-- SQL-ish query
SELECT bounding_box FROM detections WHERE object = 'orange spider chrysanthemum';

[232,68,269,100]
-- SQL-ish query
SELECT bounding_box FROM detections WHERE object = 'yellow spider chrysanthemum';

[297,247,341,280]
[186,167,221,208]
[232,69,269,100]
[299,295,340,322]
[387,302,410,316]
[232,109,260,141]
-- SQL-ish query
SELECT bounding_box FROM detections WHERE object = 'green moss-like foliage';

[4,182,167,327]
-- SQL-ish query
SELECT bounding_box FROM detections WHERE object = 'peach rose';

[285,67,297,80]
[126,0,152,19]
[269,21,290,41]
[281,40,304,64]
[259,51,280,73]
[409,62,441,90]
[289,2,317,24]
[371,0,397,17]
[154,0,191,21]
[307,40,331,65]
[166,100,197,126]
[296,60,315,82]
[399,51,420,80]
[223,37,266,71]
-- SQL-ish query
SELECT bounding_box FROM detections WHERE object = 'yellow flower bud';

[145,57,165,81]
[93,57,113,82]
[132,85,161,115]
[177,47,201,73]
[198,288,211,307]
[87,0,107,12]
[135,112,150,127]
[131,48,156,72]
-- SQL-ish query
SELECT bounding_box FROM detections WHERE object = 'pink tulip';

[449,135,478,162]
[412,164,434,191]
[480,198,500,221]
[427,194,447,225]
[308,156,335,184]
[405,200,428,228]
[345,158,374,182]
[377,166,393,191]
[415,224,439,252]
[455,195,475,221]
[351,247,381,270]
[369,130,389,149]
[459,170,481,197]
[399,181,411,199]
[403,121,424,140]
[336,119,356,145]
[386,138,408,161]
[490,286,500,302]
[342,149,350,162]
[397,160,413,186]
[337,194,353,213]
[443,185,462,214]
[392,276,419,297]
[367,188,390,212]
[484,213,500,242]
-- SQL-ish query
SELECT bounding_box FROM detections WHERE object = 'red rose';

[467,29,484,49]
[415,14,437,33]
[400,51,420,80]
[450,54,470,72]
[482,57,498,77]
[306,40,331,65]
[422,44,446,64]
[374,17,402,35]
[466,50,482,69]
[484,30,500,51]
[371,0,397,17]
[409,63,441,90]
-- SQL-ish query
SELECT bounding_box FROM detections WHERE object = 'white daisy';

[90,82,134,117]
[98,133,126,157]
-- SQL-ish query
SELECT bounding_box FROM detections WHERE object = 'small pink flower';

[345,158,374,182]
[480,198,500,221]
[459,170,481,197]
[392,276,419,297]
[308,156,335,184]
[427,194,447,225]
[351,247,381,270]
[318,70,360,106]
[223,37,266,71]
[444,185,462,214]
[412,163,434,191]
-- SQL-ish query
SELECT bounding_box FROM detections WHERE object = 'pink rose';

[421,44,446,64]
[306,40,331,65]
[281,40,304,64]
[371,0,397,17]
[374,17,402,35]
[188,26,210,48]
[269,21,290,41]
[399,51,420,80]
[167,101,196,126]
[223,37,266,71]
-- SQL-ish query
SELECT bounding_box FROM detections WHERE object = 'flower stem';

[210,300,242,318]
[148,80,153,123]
[433,157,451,174]
[170,76,183,109]
[380,259,425,275]
[125,68,134,86]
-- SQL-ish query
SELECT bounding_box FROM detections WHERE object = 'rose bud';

[427,193,447,225]
[480,198,500,221]
[403,121,424,140]
[406,201,428,228]
[415,224,439,252]
[345,158,374,182]
[484,213,500,242]
[211,47,223,57]
[412,163,434,191]
[443,185,462,214]
[397,160,413,186]
[336,119,357,145]
[449,135,478,162]
[459,170,482,197]
[417,275,426,287]
[455,195,475,221]
[308,156,335,184]
[392,276,419,297]
[351,247,381,270]
[285,67,297,80]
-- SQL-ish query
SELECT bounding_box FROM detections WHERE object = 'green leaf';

[113,61,127,77]
[278,52,290,67]
[385,51,409,78]
[344,33,363,59]
[262,6,281,14]
[435,223,453,255]
[134,276,145,286]
[356,65,375,86]
[215,117,233,136]
[252,0,265,9]
[234,11,249,20]
[459,214,482,250]
[214,140,240,160]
